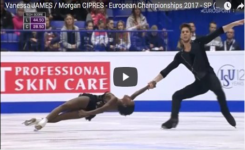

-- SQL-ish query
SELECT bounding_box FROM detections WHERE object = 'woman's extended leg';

[46,96,89,122]
[24,96,89,129]
[24,110,84,126]
[48,111,82,123]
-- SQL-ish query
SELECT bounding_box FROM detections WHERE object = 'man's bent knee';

[172,91,183,101]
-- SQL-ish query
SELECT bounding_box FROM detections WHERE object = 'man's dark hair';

[180,23,192,32]
[118,105,135,116]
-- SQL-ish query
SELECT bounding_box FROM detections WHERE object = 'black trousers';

[171,72,231,119]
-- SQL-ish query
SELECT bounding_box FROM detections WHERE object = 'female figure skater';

[24,85,150,131]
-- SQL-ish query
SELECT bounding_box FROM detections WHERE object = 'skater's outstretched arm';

[223,19,244,32]
[129,85,149,100]
[148,53,181,89]
[196,19,244,44]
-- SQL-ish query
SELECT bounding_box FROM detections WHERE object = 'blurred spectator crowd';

[1,0,243,51]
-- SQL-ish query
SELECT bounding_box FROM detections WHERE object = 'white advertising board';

[1,52,244,102]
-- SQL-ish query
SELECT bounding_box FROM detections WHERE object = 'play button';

[113,67,138,87]
[123,73,129,81]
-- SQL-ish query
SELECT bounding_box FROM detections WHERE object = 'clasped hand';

[148,81,157,89]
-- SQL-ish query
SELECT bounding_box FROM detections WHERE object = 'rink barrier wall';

[1,101,244,113]
[1,52,244,113]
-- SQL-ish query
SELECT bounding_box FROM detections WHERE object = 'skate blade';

[34,124,43,131]
[34,128,40,132]
[23,121,36,126]
[161,124,177,130]
[161,126,172,129]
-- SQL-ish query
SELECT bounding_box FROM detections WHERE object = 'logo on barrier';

[0,62,110,94]
[217,64,244,89]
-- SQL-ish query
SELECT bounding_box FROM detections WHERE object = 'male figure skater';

[148,19,244,129]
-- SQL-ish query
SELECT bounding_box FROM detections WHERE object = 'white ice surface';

[1,113,244,149]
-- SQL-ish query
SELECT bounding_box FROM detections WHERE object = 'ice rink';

[1,112,244,149]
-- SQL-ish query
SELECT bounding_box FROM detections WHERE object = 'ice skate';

[161,118,179,129]
[34,118,48,131]
[222,112,236,127]
[23,118,40,126]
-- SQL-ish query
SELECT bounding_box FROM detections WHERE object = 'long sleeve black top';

[160,27,225,80]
